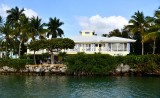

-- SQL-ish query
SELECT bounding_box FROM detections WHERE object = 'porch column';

[94,44,96,51]
[105,43,108,51]
[84,44,86,52]
[111,43,112,52]
[127,43,130,52]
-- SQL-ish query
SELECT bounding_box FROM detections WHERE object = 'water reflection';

[0,75,160,98]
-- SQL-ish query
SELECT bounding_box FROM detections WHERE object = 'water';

[0,75,160,98]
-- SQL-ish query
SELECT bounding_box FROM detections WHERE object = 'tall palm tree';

[143,8,160,54]
[125,11,148,55]
[0,23,13,58]
[6,6,25,26]
[47,17,64,38]
[143,32,160,54]
[17,15,30,57]
[6,6,25,57]
[29,16,46,41]
[0,16,3,27]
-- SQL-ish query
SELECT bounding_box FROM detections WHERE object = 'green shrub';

[65,53,160,75]
[0,59,34,70]
[121,54,160,72]
[65,53,119,75]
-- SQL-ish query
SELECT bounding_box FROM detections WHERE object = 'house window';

[124,43,127,51]
[85,32,90,34]
[118,43,123,51]
[95,44,98,47]
[112,43,117,51]
[108,43,111,51]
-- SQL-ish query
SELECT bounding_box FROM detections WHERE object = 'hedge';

[65,53,160,74]
[0,59,34,70]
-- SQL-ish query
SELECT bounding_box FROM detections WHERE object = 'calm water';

[0,75,160,98]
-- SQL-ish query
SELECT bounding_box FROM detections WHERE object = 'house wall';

[63,42,130,56]
[27,43,131,56]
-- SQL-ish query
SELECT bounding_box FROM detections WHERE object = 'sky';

[0,0,160,37]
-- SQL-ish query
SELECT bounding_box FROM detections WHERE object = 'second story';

[80,30,96,36]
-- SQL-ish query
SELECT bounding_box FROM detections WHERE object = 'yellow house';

[27,30,136,56]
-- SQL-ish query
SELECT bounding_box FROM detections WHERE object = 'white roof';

[70,36,136,43]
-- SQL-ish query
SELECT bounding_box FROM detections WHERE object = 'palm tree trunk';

[142,42,144,55]
[141,30,144,55]
[34,50,36,65]
[50,50,54,64]
[153,41,156,54]
[5,44,8,58]
[18,40,22,58]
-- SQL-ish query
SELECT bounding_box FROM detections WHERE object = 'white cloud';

[0,4,10,17]
[0,4,38,18]
[24,8,38,18]
[77,15,128,35]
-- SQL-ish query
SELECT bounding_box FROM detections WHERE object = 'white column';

[105,43,108,51]
[117,43,118,52]
[123,43,124,51]
[127,43,130,52]
[94,44,96,51]
[111,43,112,52]
[84,44,86,52]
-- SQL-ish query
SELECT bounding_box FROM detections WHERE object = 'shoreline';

[0,71,160,77]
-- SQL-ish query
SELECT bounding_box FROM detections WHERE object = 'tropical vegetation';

[102,7,160,55]
[65,53,160,75]
[0,6,74,59]
[1,6,160,75]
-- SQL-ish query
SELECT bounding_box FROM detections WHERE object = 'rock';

[129,69,135,72]
[116,66,121,72]
[122,65,130,72]
[35,67,42,72]
[0,64,67,74]
[28,67,34,72]
[51,69,60,72]
[44,70,49,72]
[8,68,16,72]
[116,64,130,73]
[0,68,4,72]
[20,69,28,72]
[3,66,9,71]
[60,68,66,73]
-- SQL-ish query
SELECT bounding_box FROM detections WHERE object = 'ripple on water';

[0,75,160,98]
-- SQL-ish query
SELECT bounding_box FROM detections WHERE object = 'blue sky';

[0,0,160,37]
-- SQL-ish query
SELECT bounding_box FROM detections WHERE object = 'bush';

[65,53,160,75]
[0,59,34,70]
[119,54,160,72]
[65,53,120,75]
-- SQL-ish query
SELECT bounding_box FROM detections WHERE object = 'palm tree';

[143,8,160,54]
[0,16,3,27]
[6,6,25,57]
[0,23,13,58]
[6,6,25,26]
[17,15,30,57]
[125,11,148,55]
[143,32,160,54]
[29,16,46,41]
[47,17,64,39]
